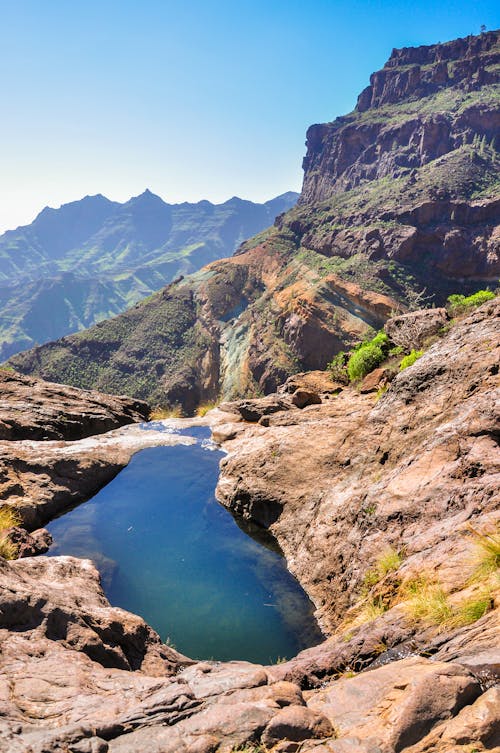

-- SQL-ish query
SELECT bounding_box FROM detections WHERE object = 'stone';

[2,526,52,557]
[216,300,500,637]
[306,657,481,751]
[221,395,294,422]
[405,685,500,751]
[359,367,392,393]
[280,371,344,395]
[384,307,449,349]
[0,368,149,441]
[262,705,334,746]
[291,389,322,408]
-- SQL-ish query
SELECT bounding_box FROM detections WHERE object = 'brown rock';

[280,370,344,395]
[221,395,294,422]
[359,367,392,393]
[406,685,500,751]
[0,555,189,674]
[384,307,449,349]
[216,300,500,636]
[2,526,52,557]
[262,705,334,746]
[291,389,322,408]
[0,368,149,441]
[306,657,481,751]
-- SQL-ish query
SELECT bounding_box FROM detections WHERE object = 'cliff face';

[7,31,500,412]
[301,31,499,202]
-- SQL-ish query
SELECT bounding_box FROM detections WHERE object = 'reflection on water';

[48,426,322,663]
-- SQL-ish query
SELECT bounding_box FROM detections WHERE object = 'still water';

[48,425,321,664]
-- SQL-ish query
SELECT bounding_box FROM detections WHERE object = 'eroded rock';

[0,369,149,441]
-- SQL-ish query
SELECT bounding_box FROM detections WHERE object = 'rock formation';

[8,31,499,412]
[0,368,149,441]
[0,299,498,752]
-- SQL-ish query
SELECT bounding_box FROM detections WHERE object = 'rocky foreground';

[0,300,499,752]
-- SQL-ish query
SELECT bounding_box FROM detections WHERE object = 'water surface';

[48,425,321,663]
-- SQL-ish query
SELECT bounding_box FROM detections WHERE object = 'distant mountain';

[9,30,499,412]
[0,190,298,358]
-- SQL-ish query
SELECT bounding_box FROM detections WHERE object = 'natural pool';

[48,425,322,664]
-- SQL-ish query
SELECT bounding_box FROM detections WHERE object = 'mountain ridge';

[0,190,298,359]
[8,30,500,412]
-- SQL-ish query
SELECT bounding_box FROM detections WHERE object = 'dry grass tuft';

[149,405,184,420]
[0,506,21,532]
[467,524,500,583]
[196,400,219,417]
[402,577,453,625]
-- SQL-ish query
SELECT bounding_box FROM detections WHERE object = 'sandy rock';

[3,526,52,557]
[406,685,500,751]
[262,705,334,746]
[306,657,481,751]
[216,300,500,634]
[0,368,149,441]
[280,370,344,395]
[220,395,294,422]
[0,555,189,675]
[359,367,393,393]
[291,389,322,408]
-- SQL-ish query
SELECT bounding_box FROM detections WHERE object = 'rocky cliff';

[301,31,499,201]
[0,299,498,752]
[8,31,499,413]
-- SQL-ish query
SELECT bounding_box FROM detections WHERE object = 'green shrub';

[447,289,495,314]
[399,349,423,371]
[327,351,349,383]
[347,344,384,381]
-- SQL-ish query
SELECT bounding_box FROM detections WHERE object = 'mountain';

[0,190,298,359]
[8,30,500,412]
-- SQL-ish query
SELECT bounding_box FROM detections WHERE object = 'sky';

[0,0,498,232]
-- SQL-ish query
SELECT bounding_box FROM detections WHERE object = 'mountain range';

[8,30,500,412]
[0,190,298,359]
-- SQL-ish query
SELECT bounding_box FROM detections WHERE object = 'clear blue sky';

[1,0,498,231]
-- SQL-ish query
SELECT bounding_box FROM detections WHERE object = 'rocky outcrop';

[301,31,500,202]
[357,32,499,112]
[216,299,500,634]
[0,420,201,530]
[384,306,448,348]
[0,369,149,440]
[0,303,499,752]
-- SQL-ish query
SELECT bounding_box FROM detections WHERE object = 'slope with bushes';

[8,31,500,412]
[0,191,298,359]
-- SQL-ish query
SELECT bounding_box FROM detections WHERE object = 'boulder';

[220,395,294,422]
[384,307,448,349]
[280,371,343,395]
[291,389,322,409]
[2,526,52,557]
[262,705,334,746]
[0,369,149,441]
[359,367,393,393]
